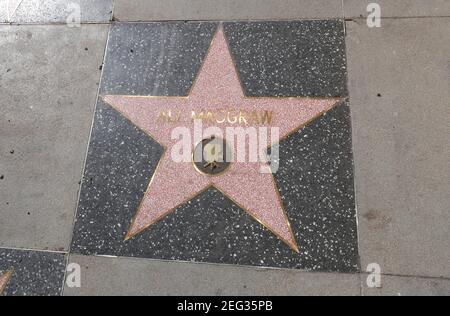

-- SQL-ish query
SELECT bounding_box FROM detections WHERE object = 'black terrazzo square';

[71,21,359,273]
[0,248,66,296]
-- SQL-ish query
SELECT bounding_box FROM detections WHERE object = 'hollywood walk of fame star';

[103,26,341,252]
[0,269,14,295]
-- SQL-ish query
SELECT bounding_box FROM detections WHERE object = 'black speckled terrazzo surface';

[99,23,218,96]
[0,249,66,296]
[71,21,359,272]
[223,21,348,98]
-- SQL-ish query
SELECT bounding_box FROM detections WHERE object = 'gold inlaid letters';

[157,108,273,125]
[156,110,182,123]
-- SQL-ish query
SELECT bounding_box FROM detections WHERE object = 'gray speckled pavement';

[1,0,449,296]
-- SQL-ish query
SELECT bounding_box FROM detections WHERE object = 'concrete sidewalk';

[0,0,449,296]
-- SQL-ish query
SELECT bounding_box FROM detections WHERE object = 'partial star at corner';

[0,268,14,295]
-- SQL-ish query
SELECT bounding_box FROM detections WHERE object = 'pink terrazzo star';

[103,26,341,252]
[0,269,13,295]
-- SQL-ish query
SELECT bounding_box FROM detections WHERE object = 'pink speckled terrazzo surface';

[103,27,339,251]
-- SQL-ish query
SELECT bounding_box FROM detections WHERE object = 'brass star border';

[102,24,343,252]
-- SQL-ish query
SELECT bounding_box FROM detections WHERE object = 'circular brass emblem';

[193,136,232,176]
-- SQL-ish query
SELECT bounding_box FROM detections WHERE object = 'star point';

[0,268,14,295]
